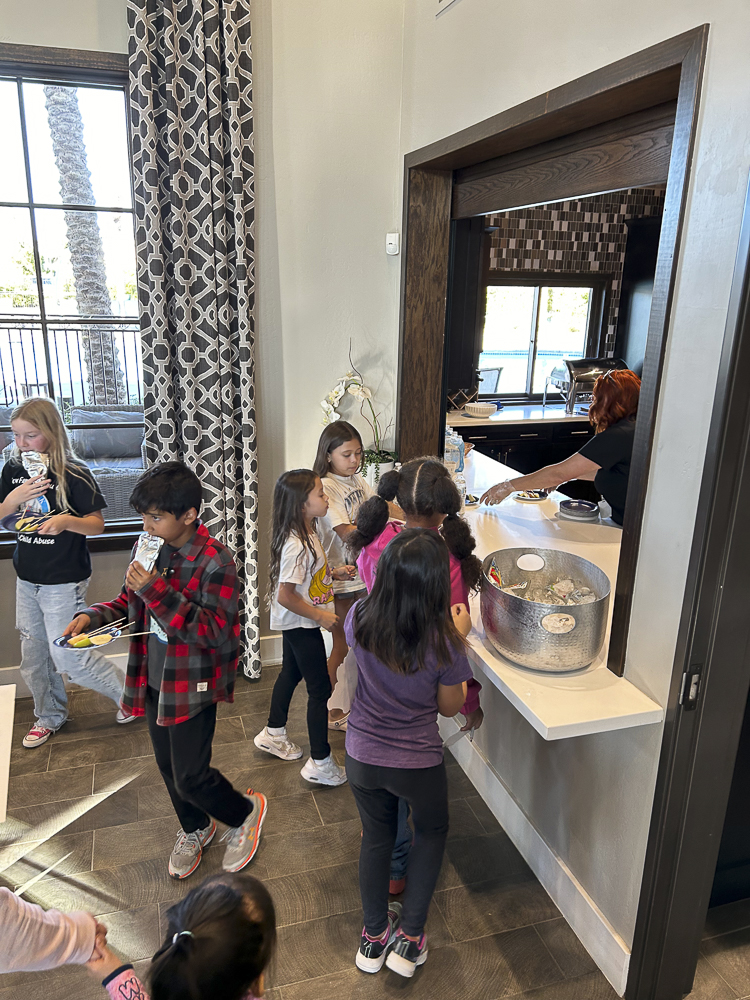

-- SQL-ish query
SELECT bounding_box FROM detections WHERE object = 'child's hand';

[332,565,356,581]
[10,474,51,507]
[85,939,125,980]
[37,514,72,535]
[452,604,472,637]
[316,608,339,632]
[63,614,91,638]
[460,707,484,731]
[126,560,158,592]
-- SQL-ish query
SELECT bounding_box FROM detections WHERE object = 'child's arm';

[0,474,52,518]
[0,887,97,973]
[437,681,468,718]
[129,557,238,649]
[86,940,150,999]
[37,511,105,537]
[278,582,338,631]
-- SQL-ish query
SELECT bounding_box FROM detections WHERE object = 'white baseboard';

[260,633,282,666]
[440,718,631,996]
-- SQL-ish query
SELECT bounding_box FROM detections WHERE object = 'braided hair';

[348,457,482,592]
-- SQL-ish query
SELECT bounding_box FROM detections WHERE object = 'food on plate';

[89,633,114,646]
[69,634,93,648]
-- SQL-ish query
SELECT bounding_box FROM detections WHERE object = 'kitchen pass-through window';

[478,281,600,397]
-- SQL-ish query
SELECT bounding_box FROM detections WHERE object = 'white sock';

[267,726,286,736]
[313,755,331,765]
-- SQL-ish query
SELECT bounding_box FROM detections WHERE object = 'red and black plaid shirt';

[83,522,240,725]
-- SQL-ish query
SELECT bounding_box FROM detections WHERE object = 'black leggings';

[346,754,449,938]
[268,627,332,761]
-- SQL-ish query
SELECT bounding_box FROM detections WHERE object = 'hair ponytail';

[347,495,389,558]
[440,513,482,592]
[376,469,401,502]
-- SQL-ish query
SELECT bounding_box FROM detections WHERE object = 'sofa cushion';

[70,408,144,460]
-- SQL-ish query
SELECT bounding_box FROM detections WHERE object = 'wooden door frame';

[395,25,708,677]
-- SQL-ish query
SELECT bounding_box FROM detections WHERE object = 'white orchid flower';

[347,383,372,400]
[320,401,339,424]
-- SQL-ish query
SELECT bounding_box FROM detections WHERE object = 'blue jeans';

[16,578,126,730]
[390,797,413,881]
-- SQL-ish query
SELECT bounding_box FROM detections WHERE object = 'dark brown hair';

[313,420,364,479]
[589,369,641,433]
[149,872,276,1000]
[348,457,482,592]
[268,469,319,606]
[353,528,466,674]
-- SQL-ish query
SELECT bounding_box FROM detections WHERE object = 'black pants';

[145,687,251,834]
[346,754,449,938]
[268,627,332,761]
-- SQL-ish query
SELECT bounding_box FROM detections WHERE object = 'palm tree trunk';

[43,85,126,406]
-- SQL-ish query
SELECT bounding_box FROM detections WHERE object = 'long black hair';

[348,457,482,592]
[268,469,319,607]
[313,420,364,479]
[149,873,276,1000]
[353,528,466,674]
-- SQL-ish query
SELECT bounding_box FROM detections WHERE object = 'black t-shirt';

[147,542,177,691]
[578,418,636,525]
[0,459,106,584]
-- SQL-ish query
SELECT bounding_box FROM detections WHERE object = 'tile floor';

[1,669,750,999]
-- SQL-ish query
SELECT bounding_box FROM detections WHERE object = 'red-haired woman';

[480,369,641,525]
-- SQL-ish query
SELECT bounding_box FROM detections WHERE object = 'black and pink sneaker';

[386,930,428,978]
[355,901,402,973]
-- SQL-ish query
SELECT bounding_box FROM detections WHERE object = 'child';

[313,420,374,730]
[0,886,105,973]
[86,872,276,1000]
[62,462,267,880]
[345,530,473,978]
[0,398,130,747]
[253,469,353,786]
[348,457,484,895]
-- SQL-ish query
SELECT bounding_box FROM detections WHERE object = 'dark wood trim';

[0,41,127,85]
[395,168,453,460]
[625,179,750,1000]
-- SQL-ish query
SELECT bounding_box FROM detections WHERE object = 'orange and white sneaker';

[221,790,268,872]
[168,820,217,879]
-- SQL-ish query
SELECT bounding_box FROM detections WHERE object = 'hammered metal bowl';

[480,547,611,672]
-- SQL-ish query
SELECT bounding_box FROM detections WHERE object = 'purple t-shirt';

[344,604,473,769]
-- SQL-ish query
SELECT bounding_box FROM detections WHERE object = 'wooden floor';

[1,669,750,1000]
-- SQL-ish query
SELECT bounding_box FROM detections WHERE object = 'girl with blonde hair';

[0,398,131,747]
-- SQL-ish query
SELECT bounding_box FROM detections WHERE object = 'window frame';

[0,42,142,552]
[478,272,610,402]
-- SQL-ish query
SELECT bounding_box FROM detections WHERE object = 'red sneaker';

[22,725,54,748]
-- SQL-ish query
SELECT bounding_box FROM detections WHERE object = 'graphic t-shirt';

[0,459,106,585]
[344,605,474,768]
[270,531,334,630]
[317,473,375,595]
[578,417,636,525]
[147,543,177,690]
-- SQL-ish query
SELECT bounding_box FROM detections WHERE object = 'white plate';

[513,492,549,503]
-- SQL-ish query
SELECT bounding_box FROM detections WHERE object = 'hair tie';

[172,931,194,944]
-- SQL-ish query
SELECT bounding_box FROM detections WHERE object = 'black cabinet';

[456,420,600,502]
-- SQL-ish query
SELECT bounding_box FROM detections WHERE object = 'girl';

[345,530,474,978]
[348,457,484,896]
[253,469,353,786]
[0,398,130,747]
[313,420,400,730]
[86,872,276,1000]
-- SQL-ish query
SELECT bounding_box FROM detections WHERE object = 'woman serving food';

[480,369,641,525]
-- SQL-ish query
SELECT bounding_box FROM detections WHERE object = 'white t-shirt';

[270,531,334,630]
[318,472,375,594]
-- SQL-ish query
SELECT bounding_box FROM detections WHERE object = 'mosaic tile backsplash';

[487,187,665,352]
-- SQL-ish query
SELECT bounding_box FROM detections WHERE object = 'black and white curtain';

[128,0,261,678]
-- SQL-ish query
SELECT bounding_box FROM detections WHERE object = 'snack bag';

[21,450,51,515]
[488,559,503,589]
[133,532,163,573]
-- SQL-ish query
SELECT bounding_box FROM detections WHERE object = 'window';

[0,69,142,523]
[478,279,603,398]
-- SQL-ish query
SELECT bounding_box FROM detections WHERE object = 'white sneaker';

[300,754,347,787]
[253,727,303,760]
[116,709,138,724]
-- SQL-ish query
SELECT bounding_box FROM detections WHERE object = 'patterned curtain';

[128,0,261,679]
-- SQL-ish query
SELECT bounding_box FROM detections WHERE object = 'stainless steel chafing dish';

[544,357,628,414]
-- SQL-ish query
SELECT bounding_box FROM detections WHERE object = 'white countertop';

[448,403,590,428]
[460,451,663,740]
[0,684,16,823]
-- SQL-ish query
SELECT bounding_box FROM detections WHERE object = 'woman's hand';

[37,514,72,536]
[9,475,51,507]
[62,614,91,638]
[331,565,356,581]
[451,604,472,637]
[480,480,515,506]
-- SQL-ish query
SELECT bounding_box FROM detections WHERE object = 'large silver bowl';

[480,547,611,672]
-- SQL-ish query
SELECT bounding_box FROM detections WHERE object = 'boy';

[63,461,266,880]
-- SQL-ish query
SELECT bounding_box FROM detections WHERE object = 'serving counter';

[457,450,662,740]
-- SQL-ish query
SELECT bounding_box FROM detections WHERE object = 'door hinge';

[679,665,702,710]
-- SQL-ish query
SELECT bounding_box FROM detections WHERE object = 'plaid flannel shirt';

[83,522,240,725]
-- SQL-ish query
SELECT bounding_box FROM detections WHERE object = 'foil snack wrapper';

[22,450,49,479]
[134,532,164,573]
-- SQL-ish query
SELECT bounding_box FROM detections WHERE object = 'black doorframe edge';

[626,176,750,1000]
